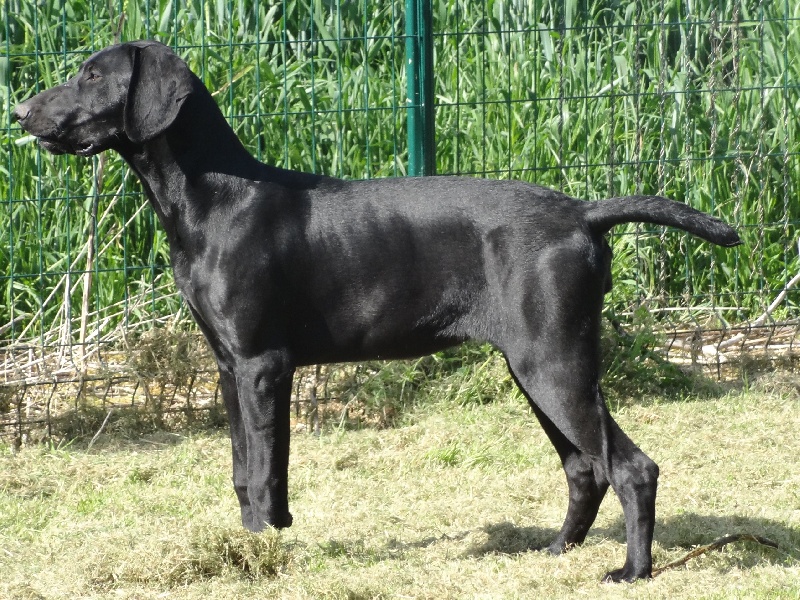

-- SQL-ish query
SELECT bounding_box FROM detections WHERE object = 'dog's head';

[13,41,194,156]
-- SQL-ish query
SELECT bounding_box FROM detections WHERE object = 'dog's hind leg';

[506,348,658,581]
[508,363,610,554]
[499,244,658,581]
[598,406,660,582]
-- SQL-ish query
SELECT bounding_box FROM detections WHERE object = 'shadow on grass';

[463,521,556,556]
[313,511,795,574]
[467,513,797,570]
[312,524,555,567]
[653,512,799,564]
[314,530,477,566]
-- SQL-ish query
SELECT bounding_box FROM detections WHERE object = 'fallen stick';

[87,408,115,451]
[652,533,779,577]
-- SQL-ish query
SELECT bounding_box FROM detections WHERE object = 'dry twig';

[87,408,114,451]
[652,534,779,577]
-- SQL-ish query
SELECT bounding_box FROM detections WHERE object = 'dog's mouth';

[74,141,102,157]
[37,136,101,157]
[36,137,69,155]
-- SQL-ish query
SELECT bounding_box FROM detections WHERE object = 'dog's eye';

[85,71,101,82]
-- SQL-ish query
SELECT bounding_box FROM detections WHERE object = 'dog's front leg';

[235,352,295,531]
[216,364,260,530]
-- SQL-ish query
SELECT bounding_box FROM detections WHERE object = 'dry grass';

[1,374,798,599]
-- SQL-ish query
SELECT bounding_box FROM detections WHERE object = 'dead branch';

[652,533,779,577]
[87,408,114,451]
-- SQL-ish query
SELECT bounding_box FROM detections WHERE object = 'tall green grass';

[1,0,798,351]
[432,0,800,319]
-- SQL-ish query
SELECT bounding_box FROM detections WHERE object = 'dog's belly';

[291,331,466,365]
[286,297,475,365]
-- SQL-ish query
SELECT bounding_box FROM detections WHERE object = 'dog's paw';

[543,540,567,555]
[240,508,293,532]
[267,510,293,529]
[602,565,651,583]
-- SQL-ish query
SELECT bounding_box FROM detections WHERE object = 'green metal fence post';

[405,0,435,177]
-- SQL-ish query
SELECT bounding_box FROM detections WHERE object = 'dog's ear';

[124,42,194,144]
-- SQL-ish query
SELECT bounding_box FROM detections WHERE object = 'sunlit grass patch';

[87,525,291,589]
[1,378,798,598]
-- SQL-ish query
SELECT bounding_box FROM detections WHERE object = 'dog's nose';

[12,101,31,123]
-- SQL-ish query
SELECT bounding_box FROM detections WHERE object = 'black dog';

[14,41,740,582]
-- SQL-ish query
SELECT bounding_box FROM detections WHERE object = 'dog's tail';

[584,195,741,247]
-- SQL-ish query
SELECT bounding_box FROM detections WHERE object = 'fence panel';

[2,0,799,439]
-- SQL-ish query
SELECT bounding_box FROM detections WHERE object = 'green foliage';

[600,305,702,406]
[323,343,516,428]
[2,0,798,350]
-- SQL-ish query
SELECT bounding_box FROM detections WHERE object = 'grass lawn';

[1,374,798,599]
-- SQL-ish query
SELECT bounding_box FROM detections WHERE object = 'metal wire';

[2,0,800,438]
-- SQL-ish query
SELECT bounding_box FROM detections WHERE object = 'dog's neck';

[117,87,262,241]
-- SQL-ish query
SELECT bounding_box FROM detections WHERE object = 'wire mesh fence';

[2,0,800,440]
